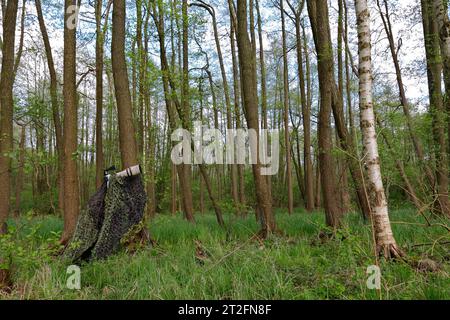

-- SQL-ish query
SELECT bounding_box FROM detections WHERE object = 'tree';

[286,0,314,212]
[421,0,450,217]
[236,0,276,235]
[280,0,294,215]
[14,124,27,215]
[151,0,223,226]
[61,0,80,244]
[95,0,106,188]
[35,0,65,214]
[432,0,450,152]
[255,0,272,207]
[0,0,19,234]
[112,0,139,169]
[375,114,421,209]
[355,0,403,258]
[190,0,241,216]
[13,0,25,79]
[335,0,351,213]
[306,0,342,228]
[376,0,436,202]
[308,0,370,221]
[229,0,247,210]
[180,0,195,222]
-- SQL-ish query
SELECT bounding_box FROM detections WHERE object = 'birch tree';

[355,0,403,258]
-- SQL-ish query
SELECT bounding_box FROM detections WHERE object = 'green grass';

[1,208,449,300]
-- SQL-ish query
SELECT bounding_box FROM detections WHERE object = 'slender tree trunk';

[112,0,139,169]
[336,0,351,213]
[191,1,240,216]
[61,0,80,244]
[95,0,108,188]
[288,0,314,212]
[344,2,358,151]
[151,1,225,224]
[204,64,224,200]
[307,0,342,228]
[0,0,18,234]
[421,0,450,217]
[255,0,272,205]
[229,8,246,210]
[180,0,195,221]
[36,0,65,215]
[314,151,321,208]
[377,0,436,192]
[376,115,421,209]
[171,163,177,215]
[236,0,276,236]
[152,1,193,222]
[290,131,306,202]
[136,0,144,157]
[355,0,403,258]
[143,5,155,218]
[308,0,371,221]
[14,125,26,216]
[432,0,450,154]
[280,0,294,215]
[12,0,25,78]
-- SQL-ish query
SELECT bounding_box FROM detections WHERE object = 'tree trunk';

[191,1,240,216]
[336,0,351,214]
[377,0,436,193]
[12,0,25,78]
[136,0,145,157]
[14,125,26,216]
[171,163,177,215]
[152,1,194,223]
[236,0,276,235]
[280,0,294,215]
[355,0,403,258]
[255,0,272,207]
[150,1,226,224]
[36,0,65,215]
[95,0,109,188]
[112,0,139,169]
[289,0,314,212]
[61,0,80,244]
[344,1,358,153]
[314,151,321,209]
[180,0,195,222]
[421,0,450,217]
[143,7,155,219]
[432,0,450,154]
[307,0,342,228]
[229,7,247,210]
[0,0,18,234]
[376,115,421,210]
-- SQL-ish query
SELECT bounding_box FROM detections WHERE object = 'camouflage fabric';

[64,173,147,262]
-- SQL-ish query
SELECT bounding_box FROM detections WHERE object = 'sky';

[0,0,432,114]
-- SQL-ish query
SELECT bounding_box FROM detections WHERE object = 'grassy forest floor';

[1,208,449,300]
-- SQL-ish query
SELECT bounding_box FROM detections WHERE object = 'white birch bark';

[354,0,402,258]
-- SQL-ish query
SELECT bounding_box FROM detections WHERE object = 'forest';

[0,0,449,300]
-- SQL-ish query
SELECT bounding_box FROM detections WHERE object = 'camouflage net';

[64,173,147,262]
